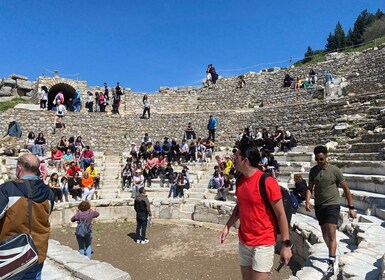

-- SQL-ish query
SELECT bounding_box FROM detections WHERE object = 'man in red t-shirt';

[66,161,81,178]
[220,140,292,280]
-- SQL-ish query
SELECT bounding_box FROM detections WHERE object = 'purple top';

[71,209,99,231]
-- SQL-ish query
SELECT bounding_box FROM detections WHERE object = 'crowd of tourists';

[121,127,218,198]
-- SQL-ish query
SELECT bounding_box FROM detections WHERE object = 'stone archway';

[47,83,76,110]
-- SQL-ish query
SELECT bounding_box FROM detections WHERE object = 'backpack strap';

[259,173,277,222]
[13,180,33,235]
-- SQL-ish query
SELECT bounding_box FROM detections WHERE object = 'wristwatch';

[348,205,355,210]
[281,240,293,248]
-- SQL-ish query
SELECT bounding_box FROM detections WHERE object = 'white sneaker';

[141,239,149,244]
[136,240,141,244]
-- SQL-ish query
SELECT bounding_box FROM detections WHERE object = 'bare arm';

[305,180,314,211]
[219,204,239,243]
[340,181,357,219]
[271,199,292,265]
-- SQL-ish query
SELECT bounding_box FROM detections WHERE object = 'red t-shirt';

[66,166,81,177]
[236,169,282,246]
[51,150,63,160]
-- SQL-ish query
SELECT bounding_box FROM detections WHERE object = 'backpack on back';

[75,219,91,237]
[259,173,293,234]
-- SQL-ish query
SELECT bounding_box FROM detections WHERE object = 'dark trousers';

[208,129,216,142]
[142,107,150,119]
[136,216,148,241]
[69,188,82,200]
[51,188,62,202]
[40,100,47,109]
[87,102,94,112]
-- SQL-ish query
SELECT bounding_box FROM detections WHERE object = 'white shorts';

[239,242,274,273]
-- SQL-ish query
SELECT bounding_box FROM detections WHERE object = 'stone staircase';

[99,153,122,199]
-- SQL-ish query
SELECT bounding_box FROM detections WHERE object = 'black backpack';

[259,173,293,233]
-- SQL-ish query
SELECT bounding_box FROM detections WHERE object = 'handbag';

[0,180,38,279]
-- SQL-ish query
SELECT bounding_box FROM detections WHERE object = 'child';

[60,176,69,202]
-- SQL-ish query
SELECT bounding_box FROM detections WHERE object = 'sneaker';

[141,239,149,244]
[326,263,334,276]
[136,240,141,244]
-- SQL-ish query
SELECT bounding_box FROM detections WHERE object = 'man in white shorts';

[220,139,292,280]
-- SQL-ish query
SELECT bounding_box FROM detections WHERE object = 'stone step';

[340,189,385,219]
[188,192,206,199]
[334,152,381,161]
[344,173,385,195]
[334,160,385,176]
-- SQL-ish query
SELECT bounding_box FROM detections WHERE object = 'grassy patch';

[0,98,29,112]
[344,37,385,53]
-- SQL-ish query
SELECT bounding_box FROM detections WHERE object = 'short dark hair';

[139,187,145,194]
[237,139,261,168]
[314,145,328,155]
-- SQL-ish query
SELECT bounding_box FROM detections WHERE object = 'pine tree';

[303,46,314,63]
[334,21,346,49]
[325,33,337,51]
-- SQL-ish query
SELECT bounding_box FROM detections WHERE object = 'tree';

[334,21,346,50]
[375,9,384,19]
[325,32,337,51]
[363,17,385,42]
[303,46,314,63]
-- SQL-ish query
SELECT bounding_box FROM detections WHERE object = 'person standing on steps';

[306,145,356,277]
[134,187,151,244]
[207,115,218,142]
[142,94,150,119]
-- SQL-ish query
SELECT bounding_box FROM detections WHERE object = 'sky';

[1,1,384,93]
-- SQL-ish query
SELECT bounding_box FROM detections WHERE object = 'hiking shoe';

[136,240,141,244]
[141,239,149,244]
[326,263,334,276]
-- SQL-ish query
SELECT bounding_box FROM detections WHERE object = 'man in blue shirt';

[207,115,218,142]
[0,121,22,150]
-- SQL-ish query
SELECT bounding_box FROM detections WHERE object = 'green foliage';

[0,98,28,112]
[326,22,346,51]
[305,8,384,58]
[363,17,385,42]
[303,46,314,64]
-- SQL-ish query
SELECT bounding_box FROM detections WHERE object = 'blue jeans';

[11,262,44,280]
[76,233,92,259]
[136,216,148,241]
[168,185,176,198]
[80,158,94,170]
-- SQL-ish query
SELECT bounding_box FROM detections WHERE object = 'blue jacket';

[208,118,217,130]
[6,122,22,138]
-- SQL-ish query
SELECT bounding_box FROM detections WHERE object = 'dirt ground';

[50,221,300,280]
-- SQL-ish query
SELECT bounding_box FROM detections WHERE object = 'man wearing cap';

[132,169,144,198]
[207,115,218,142]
